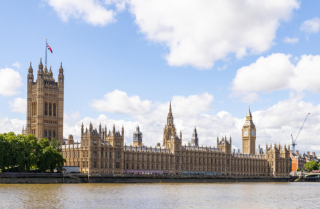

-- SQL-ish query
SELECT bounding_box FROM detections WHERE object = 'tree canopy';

[303,161,320,172]
[0,133,65,173]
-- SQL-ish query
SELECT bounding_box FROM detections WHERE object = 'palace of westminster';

[25,59,291,177]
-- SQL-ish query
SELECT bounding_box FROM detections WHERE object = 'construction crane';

[291,113,310,153]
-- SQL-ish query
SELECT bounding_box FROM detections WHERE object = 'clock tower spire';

[242,106,256,155]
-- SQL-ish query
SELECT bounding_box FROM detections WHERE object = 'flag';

[47,43,53,54]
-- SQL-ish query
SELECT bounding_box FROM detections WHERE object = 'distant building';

[61,104,290,177]
[290,150,319,171]
[191,127,199,147]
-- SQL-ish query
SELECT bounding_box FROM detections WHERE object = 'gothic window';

[137,164,140,169]
[53,130,55,138]
[169,119,172,123]
[132,163,134,169]
[53,103,56,116]
[93,162,97,168]
[48,130,51,140]
[110,152,112,159]
[44,102,48,115]
[44,130,47,138]
[126,163,129,169]
[116,152,120,159]
[132,154,134,160]
[49,103,52,116]
[116,162,120,168]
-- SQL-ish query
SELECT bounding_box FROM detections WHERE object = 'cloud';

[12,62,21,68]
[2,89,318,153]
[46,0,299,69]
[0,117,25,134]
[64,90,320,153]
[283,37,299,44]
[231,53,294,102]
[0,68,23,96]
[231,53,320,102]
[300,17,320,34]
[128,0,299,69]
[9,97,27,113]
[90,89,152,115]
[45,0,117,26]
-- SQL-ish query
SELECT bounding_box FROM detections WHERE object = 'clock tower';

[242,107,256,155]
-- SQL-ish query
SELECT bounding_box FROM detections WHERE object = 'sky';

[1,0,320,154]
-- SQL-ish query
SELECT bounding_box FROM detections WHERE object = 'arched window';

[48,130,51,140]
[53,130,56,138]
[53,103,56,116]
[44,130,47,138]
[31,102,34,116]
[44,102,48,115]
[34,102,37,115]
[49,103,52,116]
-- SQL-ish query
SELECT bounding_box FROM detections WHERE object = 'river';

[0,182,318,208]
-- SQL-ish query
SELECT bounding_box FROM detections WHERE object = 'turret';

[28,62,34,82]
[58,62,64,83]
[121,125,124,137]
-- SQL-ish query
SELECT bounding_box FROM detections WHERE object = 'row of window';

[44,129,56,140]
[44,102,57,116]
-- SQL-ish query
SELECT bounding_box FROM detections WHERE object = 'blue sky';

[1,0,320,153]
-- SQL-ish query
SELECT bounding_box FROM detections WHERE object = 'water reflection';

[0,183,318,208]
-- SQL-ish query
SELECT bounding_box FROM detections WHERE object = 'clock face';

[252,130,255,136]
[244,130,248,136]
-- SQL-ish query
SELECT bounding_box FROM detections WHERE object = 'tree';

[37,146,65,173]
[304,161,318,172]
[50,137,62,153]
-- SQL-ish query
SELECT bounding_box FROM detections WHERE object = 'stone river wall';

[0,173,296,184]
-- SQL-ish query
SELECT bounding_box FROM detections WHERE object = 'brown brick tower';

[26,58,64,142]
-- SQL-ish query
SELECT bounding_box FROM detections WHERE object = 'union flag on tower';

[47,43,53,53]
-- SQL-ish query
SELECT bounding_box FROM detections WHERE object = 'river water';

[0,183,318,208]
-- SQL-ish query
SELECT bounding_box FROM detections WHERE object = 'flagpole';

[45,39,47,66]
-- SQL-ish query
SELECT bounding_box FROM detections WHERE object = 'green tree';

[37,146,65,172]
[50,138,62,153]
[304,161,318,172]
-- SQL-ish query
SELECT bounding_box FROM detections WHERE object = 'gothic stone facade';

[62,105,290,177]
[26,59,64,142]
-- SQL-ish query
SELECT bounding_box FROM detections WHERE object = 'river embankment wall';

[0,173,296,184]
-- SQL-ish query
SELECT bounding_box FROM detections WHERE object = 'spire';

[59,62,63,74]
[44,64,48,74]
[169,101,172,114]
[28,62,33,73]
[38,58,43,72]
[247,106,252,117]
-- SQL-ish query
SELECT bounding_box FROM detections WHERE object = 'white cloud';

[90,89,152,114]
[9,97,27,113]
[231,53,294,102]
[45,0,117,26]
[46,0,299,69]
[12,62,21,68]
[231,53,320,102]
[0,68,23,96]
[253,98,320,153]
[283,37,299,44]
[64,90,320,153]
[128,0,299,69]
[300,17,320,34]
[0,117,25,134]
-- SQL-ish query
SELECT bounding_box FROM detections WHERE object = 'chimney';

[296,150,299,155]
[312,152,315,157]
